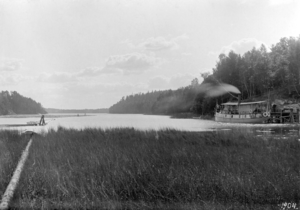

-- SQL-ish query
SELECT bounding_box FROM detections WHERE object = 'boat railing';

[220,110,253,115]
[219,110,268,116]
[218,107,300,123]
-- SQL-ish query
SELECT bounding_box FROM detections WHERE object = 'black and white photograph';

[0,0,299,209]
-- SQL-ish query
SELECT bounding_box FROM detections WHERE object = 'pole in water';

[39,115,45,125]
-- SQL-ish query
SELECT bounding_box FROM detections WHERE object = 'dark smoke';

[196,83,241,97]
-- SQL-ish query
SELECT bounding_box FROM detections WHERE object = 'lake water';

[1,113,300,138]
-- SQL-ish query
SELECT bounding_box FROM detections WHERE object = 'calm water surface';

[1,113,300,138]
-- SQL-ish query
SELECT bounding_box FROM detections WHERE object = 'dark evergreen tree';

[0,91,47,115]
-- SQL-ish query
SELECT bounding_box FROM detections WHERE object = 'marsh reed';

[6,127,300,209]
[0,130,29,197]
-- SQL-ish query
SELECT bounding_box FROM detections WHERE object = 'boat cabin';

[217,101,268,115]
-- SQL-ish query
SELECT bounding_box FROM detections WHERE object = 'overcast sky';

[0,0,299,109]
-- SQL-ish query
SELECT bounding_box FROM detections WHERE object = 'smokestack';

[238,94,241,105]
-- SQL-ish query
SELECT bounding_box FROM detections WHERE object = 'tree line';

[0,91,47,115]
[109,35,300,116]
[46,108,108,113]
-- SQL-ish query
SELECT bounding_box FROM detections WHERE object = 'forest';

[109,36,300,116]
[46,108,109,114]
[0,91,47,115]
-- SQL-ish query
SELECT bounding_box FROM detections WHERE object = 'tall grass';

[11,127,300,209]
[0,130,29,195]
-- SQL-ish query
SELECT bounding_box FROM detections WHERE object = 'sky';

[0,0,299,109]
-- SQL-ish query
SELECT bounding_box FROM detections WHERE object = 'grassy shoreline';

[2,127,299,209]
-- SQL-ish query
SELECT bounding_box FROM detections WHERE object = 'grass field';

[2,127,299,209]
[0,130,29,196]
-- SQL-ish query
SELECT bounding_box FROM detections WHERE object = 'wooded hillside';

[0,91,47,115]
[109,36,300,116]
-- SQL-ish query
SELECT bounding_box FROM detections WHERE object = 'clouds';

[103,53,162,74]
[269,0,294,6]
[0,71,74,86]
[45,34,188,82]
[53,73,196,108]
[35,71,196,93]
[149,74,196,89]
[0,73,34,86]
[148,76,170,89]
[1,0,300,109]
[210,38,269,56]
[65,82,148,96]
[36,63,133,84]
[47,82,149,108]
[101,34,189,76]
[0,58,22,71]
[169,74,196,88]
[75,35,188,77]
[125,34,189,52]
[139,37,177,51]
[0,58,31,85]
[77,67,121,77]
[137,35,188,51]
[37,68,115,84]
[37,72,77,84]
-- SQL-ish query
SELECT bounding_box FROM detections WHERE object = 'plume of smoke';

[196,83,241,97]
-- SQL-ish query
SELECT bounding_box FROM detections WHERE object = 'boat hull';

[215,113,268,124]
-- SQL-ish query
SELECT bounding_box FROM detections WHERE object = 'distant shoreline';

[45,108,109,114]
[0,114,96,118]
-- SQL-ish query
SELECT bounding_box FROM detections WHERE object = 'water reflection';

[1,114,300,140]
[214,125,300,139]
